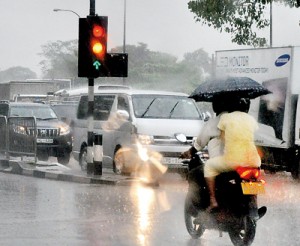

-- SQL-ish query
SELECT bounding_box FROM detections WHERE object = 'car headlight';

[13,125,27,135]
[136,134,154,145]
[60,125,70,135]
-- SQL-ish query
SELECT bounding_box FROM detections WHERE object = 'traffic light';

[78,16,108,78]
[78,16,128,78]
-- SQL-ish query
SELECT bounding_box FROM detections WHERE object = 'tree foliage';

[112,43,212,93]
[188,0,300,47]
[0,66,37,82]
[39,40,78,79]
[38,40,212,92]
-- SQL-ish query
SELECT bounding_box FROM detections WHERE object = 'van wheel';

[79,146,88,171]
[113,146,122,174]
[291,161,300,179]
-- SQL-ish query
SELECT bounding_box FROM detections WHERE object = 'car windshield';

[10,105,58,120]
[132,95,201,119]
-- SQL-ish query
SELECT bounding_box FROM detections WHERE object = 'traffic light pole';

[80,0,127,174]
[86,0,103,175]
[86,78,95,174]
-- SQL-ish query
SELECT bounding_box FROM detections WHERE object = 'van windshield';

[132,95,201,119]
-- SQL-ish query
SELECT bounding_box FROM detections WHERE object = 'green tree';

[0,66,37,82]
[111,43,212,92]
[179,48,212,93]
[188,0,300,47]
[111,43,179,87]
[38,40,212,91]
[39,40,78,79]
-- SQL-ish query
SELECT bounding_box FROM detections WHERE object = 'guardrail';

[0,116,37,163]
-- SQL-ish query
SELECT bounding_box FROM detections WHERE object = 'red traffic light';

[93,25,104,38]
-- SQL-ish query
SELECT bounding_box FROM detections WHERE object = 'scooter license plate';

[241,181,265,195]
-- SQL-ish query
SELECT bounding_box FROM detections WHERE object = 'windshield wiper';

[141,98,158,118]
[168,101,180,118]
[36,117,57,120]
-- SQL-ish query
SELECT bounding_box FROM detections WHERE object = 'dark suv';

[0,102,72,164]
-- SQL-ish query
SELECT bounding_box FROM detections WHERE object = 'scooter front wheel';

[228,216,256,246]
[184,194,205,239]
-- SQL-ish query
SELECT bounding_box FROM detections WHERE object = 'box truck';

[215,46,300,179]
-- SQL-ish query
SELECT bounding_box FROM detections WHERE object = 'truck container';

[215,46,300,179]
[0,79,70,101]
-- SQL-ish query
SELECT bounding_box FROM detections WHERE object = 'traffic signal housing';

[78,16,128,78]
[78,16,107,78]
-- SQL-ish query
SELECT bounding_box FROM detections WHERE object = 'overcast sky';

[0,0,300,76]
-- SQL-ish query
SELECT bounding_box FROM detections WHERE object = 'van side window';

[0,104,9,116]
[117,96,129,111]
[77,95,115,121]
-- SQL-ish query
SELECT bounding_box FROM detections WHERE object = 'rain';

[0,0,300,245]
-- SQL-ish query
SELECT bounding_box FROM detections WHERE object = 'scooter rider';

[180,95,236,160]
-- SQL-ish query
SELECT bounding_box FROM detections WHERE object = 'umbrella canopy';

[189,77,271,102]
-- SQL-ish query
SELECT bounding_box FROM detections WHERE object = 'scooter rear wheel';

[228,216,256,246]
[184,194,205,239]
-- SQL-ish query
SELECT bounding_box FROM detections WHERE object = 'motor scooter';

[176,133,267,246]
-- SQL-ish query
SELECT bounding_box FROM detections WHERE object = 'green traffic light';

[93,60,101,70]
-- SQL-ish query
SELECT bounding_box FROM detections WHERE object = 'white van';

[52,85,205,174]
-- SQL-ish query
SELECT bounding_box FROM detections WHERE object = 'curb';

[0,160,144,186]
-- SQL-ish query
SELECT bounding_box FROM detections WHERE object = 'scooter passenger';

[204,98,261,211]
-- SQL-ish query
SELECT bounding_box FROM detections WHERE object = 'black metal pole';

[90,0,95,16]
[86,0,103,175]
[86,78,95,174]
[94,134,103,175]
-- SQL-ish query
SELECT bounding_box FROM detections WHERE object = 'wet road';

[0,168,299,246]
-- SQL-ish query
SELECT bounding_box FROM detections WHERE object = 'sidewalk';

[0,158,144,186]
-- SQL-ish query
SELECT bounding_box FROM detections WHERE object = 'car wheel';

[57,151,71,165]
[79,146,88,171]
[37,151,49,161]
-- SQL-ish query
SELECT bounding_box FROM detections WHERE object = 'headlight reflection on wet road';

[130,183,171,246]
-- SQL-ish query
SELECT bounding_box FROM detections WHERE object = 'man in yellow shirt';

[204,98,261,210]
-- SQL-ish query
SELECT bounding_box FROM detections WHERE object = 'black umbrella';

[189,77,271,102]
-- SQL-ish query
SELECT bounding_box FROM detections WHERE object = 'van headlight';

[60,125,70,135]
[137,134,154,145]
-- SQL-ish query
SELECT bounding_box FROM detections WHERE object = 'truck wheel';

[57,151,70,165]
